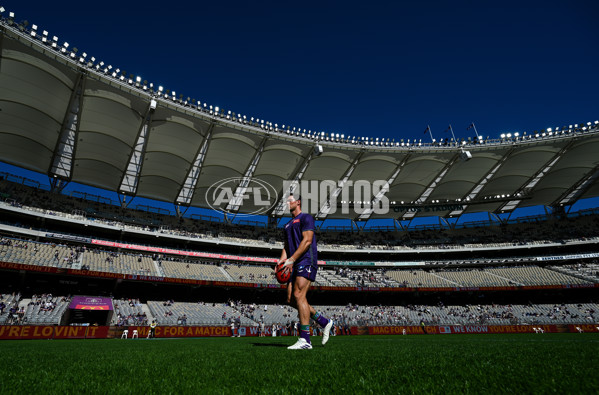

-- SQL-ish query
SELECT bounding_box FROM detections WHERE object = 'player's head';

[287,194,301,214]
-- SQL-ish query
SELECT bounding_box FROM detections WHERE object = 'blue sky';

[1,1,598,225]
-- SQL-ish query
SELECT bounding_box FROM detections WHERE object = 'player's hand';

[283,257,295,267]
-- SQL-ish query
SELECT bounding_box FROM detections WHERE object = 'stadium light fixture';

[0,7,5,13]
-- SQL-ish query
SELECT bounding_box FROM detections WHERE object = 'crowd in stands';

[0,292,22,324]
[142,300,599,327]
[333,267,397,287]
[0,293,71,325]
[114,298,148,327]
[1,289,597,327]
[2,236,599,289]
[2,176,599,253]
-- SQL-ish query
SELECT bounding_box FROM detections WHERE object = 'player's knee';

[292,289,305,302]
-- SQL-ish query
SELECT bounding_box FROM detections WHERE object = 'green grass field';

[0,334,597,394]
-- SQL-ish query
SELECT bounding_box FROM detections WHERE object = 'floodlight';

[460,150,472,161]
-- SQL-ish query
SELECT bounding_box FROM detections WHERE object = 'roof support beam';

[356,154,411,221]
[225,136,269,213]
[489,212,507,225]
[268,149,317,218]
[552,163,599,208]
[48,73,86,184]
[175,121,216,205]
[400,153,460,220]
[448,147,515,217]
[316,152,364,220]
[497,140,574,213]
[118,100,155,196]
[351,219,367,232]
[393,218,407,231]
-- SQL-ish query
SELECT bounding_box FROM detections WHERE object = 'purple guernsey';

[283,212,318,269]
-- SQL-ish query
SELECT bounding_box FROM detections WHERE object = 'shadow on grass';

[251,342,289,348]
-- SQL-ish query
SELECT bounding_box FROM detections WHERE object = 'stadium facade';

[0,9,598,336]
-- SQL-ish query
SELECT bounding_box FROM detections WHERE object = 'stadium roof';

[1,19,599,223]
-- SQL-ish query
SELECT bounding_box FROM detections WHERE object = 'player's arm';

[285,230,313,265]
[278,249,287,265]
